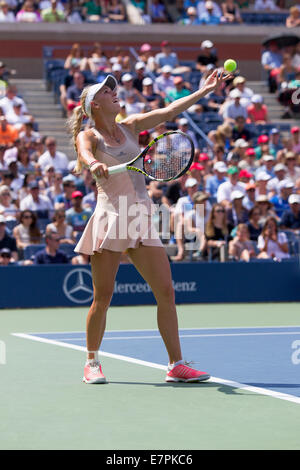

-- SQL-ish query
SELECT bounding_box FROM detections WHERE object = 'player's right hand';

[90,162,109,179]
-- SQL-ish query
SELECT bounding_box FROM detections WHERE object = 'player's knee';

[93,290,114,310]
[157,283,175,304]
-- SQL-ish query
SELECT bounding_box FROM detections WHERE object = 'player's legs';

[127,244,182,364]
[87,249,122,359]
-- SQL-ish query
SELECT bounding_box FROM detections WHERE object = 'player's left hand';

[202,69,232,94]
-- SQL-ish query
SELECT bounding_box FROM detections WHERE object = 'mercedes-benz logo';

[63,268,94,304]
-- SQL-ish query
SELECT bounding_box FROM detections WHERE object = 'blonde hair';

[67,86,92,175]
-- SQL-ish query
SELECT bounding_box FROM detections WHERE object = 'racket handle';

[108,163,127,175]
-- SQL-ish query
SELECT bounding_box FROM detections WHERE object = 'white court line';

[21,325,300,335]
[12,332,300,406]
[46,331,300,342]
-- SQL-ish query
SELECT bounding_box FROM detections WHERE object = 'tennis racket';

[108,130,194,182]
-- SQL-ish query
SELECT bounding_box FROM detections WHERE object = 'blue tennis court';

[19,326,300,401]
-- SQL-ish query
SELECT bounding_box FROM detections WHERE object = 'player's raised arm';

[123,70,231,135]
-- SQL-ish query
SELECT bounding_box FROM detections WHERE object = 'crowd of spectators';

[0,0,298,25]
[0,34,300,267]
[0,0,128,24]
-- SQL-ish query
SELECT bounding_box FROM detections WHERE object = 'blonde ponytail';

[67,86,90,175]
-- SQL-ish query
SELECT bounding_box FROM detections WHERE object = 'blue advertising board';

[0,260,300,309]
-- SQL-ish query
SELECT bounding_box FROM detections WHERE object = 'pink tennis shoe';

[165,360,210,383]
[83,361,107,384]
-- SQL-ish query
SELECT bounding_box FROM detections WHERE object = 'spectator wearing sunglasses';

[0,247,15,266]
[34,229,69,264]
[13,210,42,252]
[46,209,75,245]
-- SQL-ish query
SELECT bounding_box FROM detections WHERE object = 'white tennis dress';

[74,124,163,255]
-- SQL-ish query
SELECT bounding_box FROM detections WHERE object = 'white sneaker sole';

[82,376,107,384]
[165,374,210,383]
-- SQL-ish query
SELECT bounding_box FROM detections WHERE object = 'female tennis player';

[69,68,230,384]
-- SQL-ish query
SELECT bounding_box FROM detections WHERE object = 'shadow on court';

[107,381,246,395]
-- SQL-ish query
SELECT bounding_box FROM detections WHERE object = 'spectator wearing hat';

[226,190,249,232]
[280,194,300,231]
[254,134,275,160]
[199,1,221,24]
[141,78,163,109]
[133,62,146,93]
[188,162,205,189]
[115,100,127,122]
[232,115,252,143]
[257,216,290,261]
[20,180,53,218]
[117,73,145,105]
[284,151,300,184]
[0,1,16,22]
[0,214,18,261]
[0,185,18,221]
[0,85,28,117]
[34,229,69,265]
[0,247,15,265]
[255,154,275,180]
[255,171,271,197]
[179,6,201,24]
[155,41,179,72]
[154,65,175,99]
[232,77,253,107]
[197,0,222,17]
[13,210,42,252]
[268,128,283,154]
[5,155,24,195]
[221,0,242,24]
[217,165,245,208]
[38,137,69,173]
[66,190,92,236]
[54,176,76,210]
[247,95,268,124]
[246,205,263,242]
[227,138,249,165]
[270,180,294,218]
[177,118,199,156]
[267,163,287,197]
[138,43,156,73]
[255,195,276,226]
[5,101,33,131]
[205,161,227,198]
[243,183,256,211]
[165,76,191,104]
[290,127,300,155]
[221,89,248,123]
[241,147,258,175]
[239,169,253,184]
[196,40,218,73]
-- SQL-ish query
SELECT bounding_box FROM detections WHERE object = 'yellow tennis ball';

[224,59,237,72]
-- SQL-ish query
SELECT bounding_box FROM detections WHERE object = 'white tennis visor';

[84,75,118,118]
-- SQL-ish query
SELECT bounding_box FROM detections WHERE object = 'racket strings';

[143,133,193,181]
